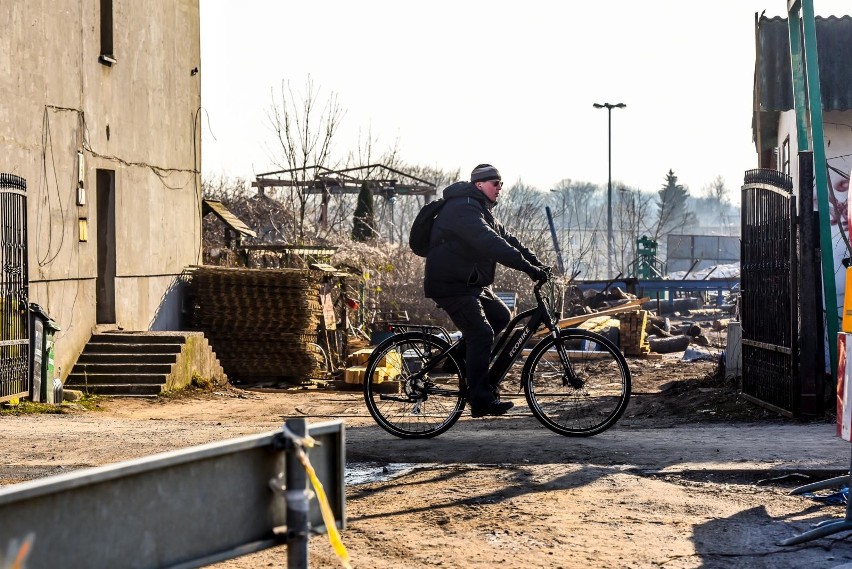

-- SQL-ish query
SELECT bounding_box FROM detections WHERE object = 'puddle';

[346,462,436,486]
[345,462,515,485]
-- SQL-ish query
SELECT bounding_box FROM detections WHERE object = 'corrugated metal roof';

[757,15,852,112]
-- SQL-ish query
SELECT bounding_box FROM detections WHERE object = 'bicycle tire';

[524,328,631,437]
[363,332,466,439]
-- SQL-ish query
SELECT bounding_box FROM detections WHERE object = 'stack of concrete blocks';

[344,348,401,384]
[619,310,651,356]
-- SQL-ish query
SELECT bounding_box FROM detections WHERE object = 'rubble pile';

[563,285,737,357]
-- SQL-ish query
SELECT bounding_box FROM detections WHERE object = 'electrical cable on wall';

[36,107,68,267]
[46,104,199,190]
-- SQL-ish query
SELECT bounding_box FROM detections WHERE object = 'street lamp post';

[593,102,626,279]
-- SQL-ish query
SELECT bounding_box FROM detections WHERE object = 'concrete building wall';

[770,109,852,324]
[1,0,201,379]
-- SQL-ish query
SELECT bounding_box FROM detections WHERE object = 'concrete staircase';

[66,331,227,397]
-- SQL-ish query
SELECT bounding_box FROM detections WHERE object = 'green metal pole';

[788,0,838,378]
[787,8,810,151]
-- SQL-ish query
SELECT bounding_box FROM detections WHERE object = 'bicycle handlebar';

[533,273,552,305]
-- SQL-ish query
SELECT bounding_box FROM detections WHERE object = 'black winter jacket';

[424,181,542,298]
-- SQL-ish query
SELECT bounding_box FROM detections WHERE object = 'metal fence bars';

[740,169,798,416]
[0,174,28,401]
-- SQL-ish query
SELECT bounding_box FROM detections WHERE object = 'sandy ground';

[3,356,852,568]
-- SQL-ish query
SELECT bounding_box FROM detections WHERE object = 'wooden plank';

[202,199,257,238]
[534,298,649,337]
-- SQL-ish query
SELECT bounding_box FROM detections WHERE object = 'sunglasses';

[488,180,503,188]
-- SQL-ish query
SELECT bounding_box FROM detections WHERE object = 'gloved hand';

[528,265,551,282]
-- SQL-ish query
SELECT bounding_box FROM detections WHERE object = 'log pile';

[186,266,324,386]
[561,286,725,357]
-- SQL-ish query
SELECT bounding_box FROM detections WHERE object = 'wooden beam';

[534,298,650,338]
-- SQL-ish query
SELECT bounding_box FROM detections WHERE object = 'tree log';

[648,335,691,353]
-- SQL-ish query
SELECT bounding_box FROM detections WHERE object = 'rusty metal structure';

[253,164,437,230]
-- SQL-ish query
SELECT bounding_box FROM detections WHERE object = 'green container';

[29,303,60,403]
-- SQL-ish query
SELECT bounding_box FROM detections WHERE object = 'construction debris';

[620,310,651,356]
[540,297,650,336]
[648,334,691,354]
[186,266,324,386]
[559,284,731,358]
[343,348,401,385]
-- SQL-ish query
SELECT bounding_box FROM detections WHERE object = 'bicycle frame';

[488,280,563,387]
[385,280,564,391]
[365,276,631,438]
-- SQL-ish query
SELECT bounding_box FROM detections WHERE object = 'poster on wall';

[826,149,852,326]
[838,333,852,441]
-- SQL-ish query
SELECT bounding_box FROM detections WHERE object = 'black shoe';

[470,400,514,418]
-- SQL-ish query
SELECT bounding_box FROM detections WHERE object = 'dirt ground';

[4,319,852,568]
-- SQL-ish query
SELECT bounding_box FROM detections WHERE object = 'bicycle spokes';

[364,333,467,439]
[525,329,631,437]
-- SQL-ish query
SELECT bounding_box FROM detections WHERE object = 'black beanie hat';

[471,164,501,183]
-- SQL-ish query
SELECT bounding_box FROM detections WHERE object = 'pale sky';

[199,1,851,199]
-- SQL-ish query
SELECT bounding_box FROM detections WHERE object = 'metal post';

[594,102,625,279]
[787,0,838,378]
[607,107,613,280]
[798,151,822,415]
[285,418,310,569]
[0,420,346,568]
[545,206,565,275]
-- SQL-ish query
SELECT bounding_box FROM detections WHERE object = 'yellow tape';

[9,533,33,569]
[298,448,351,569]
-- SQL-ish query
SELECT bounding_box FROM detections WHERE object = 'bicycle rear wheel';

[524,329,631,436]
[363,332,466,439]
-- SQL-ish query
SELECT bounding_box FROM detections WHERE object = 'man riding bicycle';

[424,163,550,418]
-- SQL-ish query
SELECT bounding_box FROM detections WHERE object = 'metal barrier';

[0,173,29,402]
[0,418,346,569]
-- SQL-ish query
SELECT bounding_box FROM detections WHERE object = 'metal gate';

[0,174,29,401]
[740,169,797,416]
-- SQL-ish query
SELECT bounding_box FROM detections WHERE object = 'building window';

[99,0,116,66]
[782,136,790,176]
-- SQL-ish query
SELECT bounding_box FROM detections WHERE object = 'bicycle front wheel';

[524,329,631,437]
[363,332,466,439]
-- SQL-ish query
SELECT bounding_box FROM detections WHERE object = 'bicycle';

[363,275,631,439]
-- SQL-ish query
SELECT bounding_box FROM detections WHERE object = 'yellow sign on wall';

[842,267,852,333]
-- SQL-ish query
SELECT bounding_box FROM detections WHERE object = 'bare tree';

[497,180,551,251]
[201,174,304,266]
[696,174,738,233]
[267,76,345,243]
[388,164,461,247]
[484,180,550,299]
[550,180,607,279]
[704,174,729,205]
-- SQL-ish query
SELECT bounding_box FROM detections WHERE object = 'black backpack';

[408,198,447,257]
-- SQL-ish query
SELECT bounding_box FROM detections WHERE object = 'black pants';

[434,289,511,409]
